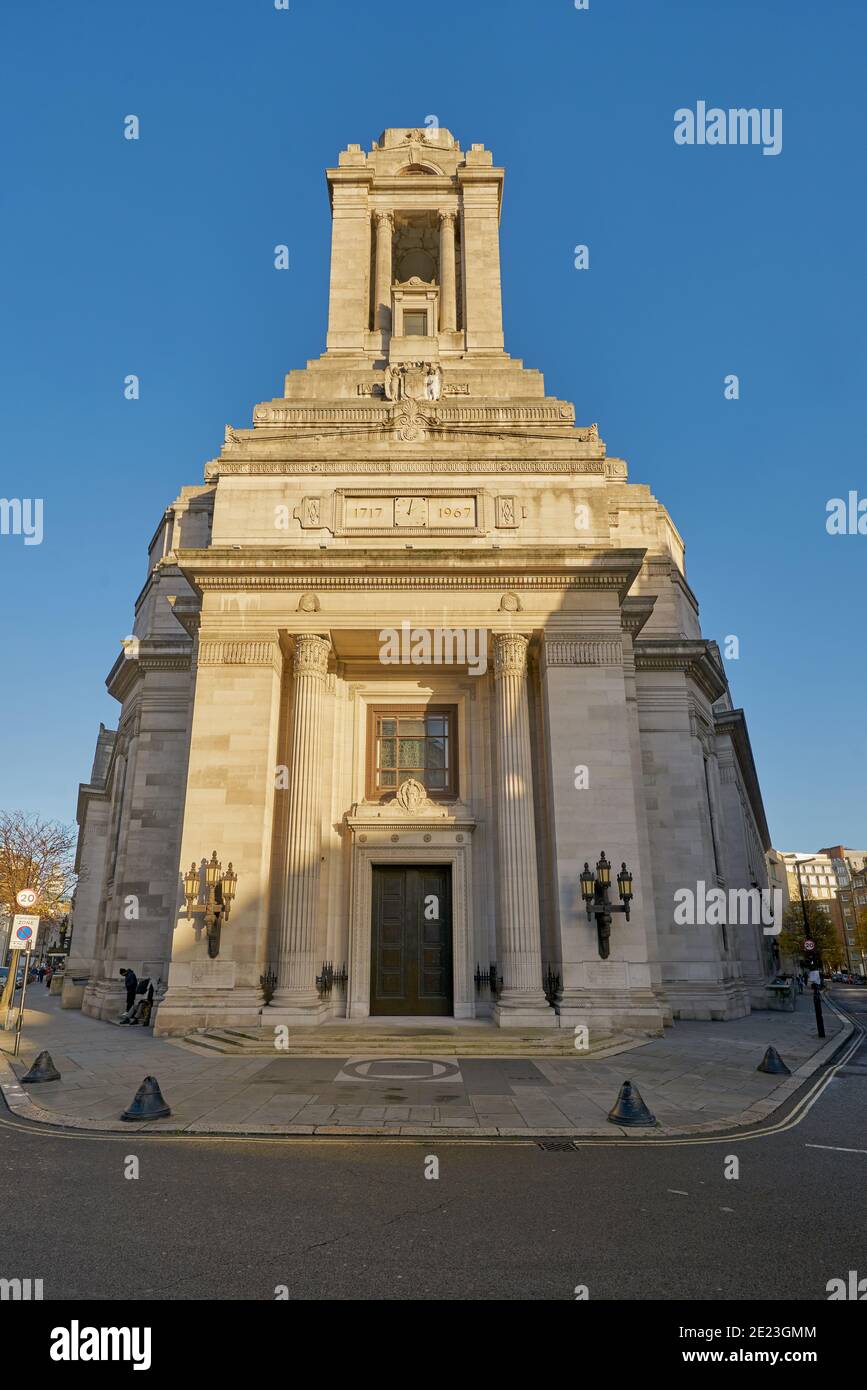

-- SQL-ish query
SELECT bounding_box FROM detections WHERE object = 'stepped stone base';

[556,988,667,1038]
[663,980,752,1022]
[176,1020,632,1058]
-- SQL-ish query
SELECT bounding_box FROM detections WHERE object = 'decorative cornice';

[714,707,771,850]
[166,595,201,636]
[543,637,623,667]
[198,640,280,667]
[250,402,579,428]
[176,547,646,601]
[633,639,727,703]
[345,816,476,835]
[139,657,191,671]
[688,697,714,744]
[620,595,656,638]
[105,638,192,702]
[207,458,607,476]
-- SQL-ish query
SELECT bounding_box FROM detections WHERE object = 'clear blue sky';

[1,0,865,850]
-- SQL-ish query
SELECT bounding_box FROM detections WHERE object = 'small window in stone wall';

[403,310,427,336]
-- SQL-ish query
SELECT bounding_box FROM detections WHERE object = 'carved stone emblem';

[384,362,441,403]
[295,496,323,528]
[393,778,436,814]
[392,397,436,443]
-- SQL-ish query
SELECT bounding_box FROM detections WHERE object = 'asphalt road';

[2,988,864,1301]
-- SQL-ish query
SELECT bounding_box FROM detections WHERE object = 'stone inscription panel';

[190,960,237,990]
[340,493,478,532]
[585,963,628,989]
[345,497,395,528]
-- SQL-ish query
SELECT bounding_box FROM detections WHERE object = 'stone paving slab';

[0,991,856,1140]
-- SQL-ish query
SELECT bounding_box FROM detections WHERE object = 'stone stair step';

[182,1025,625,1057]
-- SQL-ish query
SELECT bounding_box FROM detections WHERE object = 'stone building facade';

[70,127,774,1037]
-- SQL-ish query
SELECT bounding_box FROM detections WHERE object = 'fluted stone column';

[273,634,330,1018]
[373,210,393,337]
[438,210,457,332]
[492,633,555,1026]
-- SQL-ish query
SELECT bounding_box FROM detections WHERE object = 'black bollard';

[607,1079,657,1127]
[812,984,826,1039]
[20,1050,61,1084]
[121,1076,171,1121]
[757,1045,791,1075]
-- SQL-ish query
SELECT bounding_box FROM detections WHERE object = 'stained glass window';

[369,707,456,799]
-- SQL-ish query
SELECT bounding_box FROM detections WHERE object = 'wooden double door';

[370,866,453,1016]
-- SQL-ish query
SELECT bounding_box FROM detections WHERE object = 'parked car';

[0,966,25,990]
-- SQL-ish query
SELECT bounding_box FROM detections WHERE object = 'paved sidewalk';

[0,991,852,1139]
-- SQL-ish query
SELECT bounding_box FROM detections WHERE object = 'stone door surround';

[345,823,475,1020]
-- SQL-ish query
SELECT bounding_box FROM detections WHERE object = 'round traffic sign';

[804,939,815,951]
[16,889,37,908]
[15,924,34,944]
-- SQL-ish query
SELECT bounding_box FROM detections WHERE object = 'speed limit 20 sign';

[16,889,37,909]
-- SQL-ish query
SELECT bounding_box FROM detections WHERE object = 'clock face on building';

[395,497,428,527]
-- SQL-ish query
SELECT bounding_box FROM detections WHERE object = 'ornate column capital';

[373,209,394,231]
[493,632,530,679]
[292,633,330,678]
[438,209,457,228]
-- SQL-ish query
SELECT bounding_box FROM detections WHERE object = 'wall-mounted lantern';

[183,851,238,959]
[580,852,633,960]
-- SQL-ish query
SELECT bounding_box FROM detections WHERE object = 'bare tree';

[0,811,77,1009]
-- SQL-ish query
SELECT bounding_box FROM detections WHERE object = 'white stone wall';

[76,128,774,1039]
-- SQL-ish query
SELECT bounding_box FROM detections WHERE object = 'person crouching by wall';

[119,978,154,1027]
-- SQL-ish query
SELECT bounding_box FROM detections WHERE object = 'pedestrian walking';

[120,967,138,1013]
[37,965,45,983]
[44,966,53,988]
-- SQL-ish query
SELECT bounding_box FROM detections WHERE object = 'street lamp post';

[183,851,238,959]
[794,857,826,1039]
[579,853,633,960]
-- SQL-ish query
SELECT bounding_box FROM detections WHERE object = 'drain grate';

[536,1140,577,1152]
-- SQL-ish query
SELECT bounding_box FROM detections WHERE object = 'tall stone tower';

[72,128,773,1039]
